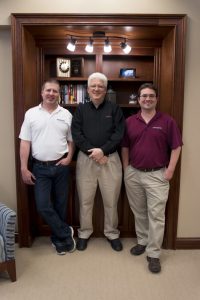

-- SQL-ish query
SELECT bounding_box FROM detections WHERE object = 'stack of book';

[60,84,88,104]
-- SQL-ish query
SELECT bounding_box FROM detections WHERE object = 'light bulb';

[104,38,112,53]
[120,40,132,54]
[85,39,94,53]
[66,38,76,52]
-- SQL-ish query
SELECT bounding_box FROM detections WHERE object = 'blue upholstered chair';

[0,203,17,282]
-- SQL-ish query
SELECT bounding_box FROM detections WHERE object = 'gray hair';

[88,72,108,88]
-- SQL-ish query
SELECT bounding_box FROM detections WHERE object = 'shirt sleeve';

[65,110,73,142]
[71,104,95,152]
[19,111,32,141]
[168,117,183,149]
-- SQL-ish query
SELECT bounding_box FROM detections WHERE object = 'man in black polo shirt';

[72,72,125,251]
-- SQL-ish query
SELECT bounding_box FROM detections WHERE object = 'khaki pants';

[124,165,169,258]
[76,151,122,240]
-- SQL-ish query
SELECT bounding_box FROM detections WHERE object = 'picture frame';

[70,57,84,77]
[119,68,136,78]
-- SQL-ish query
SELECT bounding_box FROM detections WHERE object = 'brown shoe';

[130,244,146,256]
[147,256,161,273]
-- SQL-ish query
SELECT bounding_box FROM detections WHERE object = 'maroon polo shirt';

[122,111,183,169]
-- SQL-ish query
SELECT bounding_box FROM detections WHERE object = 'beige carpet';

[1,237,200,300]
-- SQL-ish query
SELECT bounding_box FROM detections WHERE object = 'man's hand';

[163,167,174,181]
[97,156,108,165]
[56,156,72,166]
[21,168,36,185]
[88,148,104,161]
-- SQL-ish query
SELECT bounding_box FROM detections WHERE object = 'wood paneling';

[11,13,186,248]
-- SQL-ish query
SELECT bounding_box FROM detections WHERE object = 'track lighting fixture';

[120,39,132,54]
[103,38,112,53]
[85,38,94,53]
[66,37,76,52]
[66,32,131,54]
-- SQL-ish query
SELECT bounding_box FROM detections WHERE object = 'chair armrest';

[0,234,5,262]
[0,203,16,260]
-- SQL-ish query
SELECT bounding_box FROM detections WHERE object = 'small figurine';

[129,92,138,104]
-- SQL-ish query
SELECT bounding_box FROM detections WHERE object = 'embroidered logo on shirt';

[152,126,162,130]
[56,118,66,122]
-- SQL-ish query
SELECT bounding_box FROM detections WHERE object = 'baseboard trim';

[176,238,200,249]
[14,233,200,249]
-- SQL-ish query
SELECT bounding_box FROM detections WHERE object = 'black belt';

[83,150,116,156]
[33,153,67,166]
[136,167,163,172]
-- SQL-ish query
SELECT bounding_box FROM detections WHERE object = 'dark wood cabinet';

[44,53,154,106]
[11,13,186,248]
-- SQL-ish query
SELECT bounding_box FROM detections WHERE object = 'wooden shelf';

[55,77,149,82]
[108,77,150,82]
[55,77,88,81]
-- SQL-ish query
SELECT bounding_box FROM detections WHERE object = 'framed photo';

[56,58,70,77]
[70,58,84,77]
[119,68,136,78]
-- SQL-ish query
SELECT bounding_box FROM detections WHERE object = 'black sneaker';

[130,244,146,255]
[147,256,161,273]
[65,226,76,253]
[52,242,67,255]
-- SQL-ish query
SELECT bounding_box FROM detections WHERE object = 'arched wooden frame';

[11,14,186,248]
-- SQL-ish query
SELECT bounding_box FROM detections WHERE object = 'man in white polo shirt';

[19,79,76,255]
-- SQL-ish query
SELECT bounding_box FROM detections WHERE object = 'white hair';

[88,72,108,88]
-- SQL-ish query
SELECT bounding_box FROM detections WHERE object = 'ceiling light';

[66,37,76,52]
[104,38,112,53]
[120,39,132,54]
[85,38,94,53]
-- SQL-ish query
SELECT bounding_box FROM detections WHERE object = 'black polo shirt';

[72,100,125,155]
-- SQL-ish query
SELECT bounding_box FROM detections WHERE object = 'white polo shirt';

[19,104,73,161]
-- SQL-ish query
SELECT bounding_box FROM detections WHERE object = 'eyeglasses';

[139,94,156,99]
[90,85,105,90]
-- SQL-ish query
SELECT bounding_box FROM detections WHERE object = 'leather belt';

[33,153,67,166]
[83,150,116,156]
[136,167,163,172]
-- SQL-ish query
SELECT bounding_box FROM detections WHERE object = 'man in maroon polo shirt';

[121,83,182,273]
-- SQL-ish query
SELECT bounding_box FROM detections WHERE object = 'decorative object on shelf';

[120,68,136,78]
[56,58,70,77]
[106,86,116,103]
[71,58,84,77]
[66,31,131,54]
[129,92,138,104]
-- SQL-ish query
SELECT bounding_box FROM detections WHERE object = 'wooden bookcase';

[11,14,186,248]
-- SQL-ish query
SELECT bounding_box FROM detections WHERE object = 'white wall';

[0,0,200,237]
[0,27,16,211]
